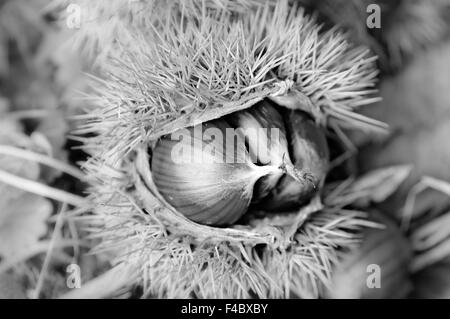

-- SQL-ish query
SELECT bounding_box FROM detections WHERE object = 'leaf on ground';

[0,119,41,207]
[352,165,413,203]
[326,165,412,207]
[0,193,52,259]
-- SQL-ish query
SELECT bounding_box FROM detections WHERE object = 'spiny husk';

[74,145,396,299]
[86,163,380,298]
[71,0,385,167]
[65,0,390,298]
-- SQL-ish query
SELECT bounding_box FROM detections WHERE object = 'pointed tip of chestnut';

[255,109,329,211]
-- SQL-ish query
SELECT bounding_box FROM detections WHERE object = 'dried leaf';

[351,165,413,203]
[0,193,52,259]
[0,123,41,207]
[326,165,412,207]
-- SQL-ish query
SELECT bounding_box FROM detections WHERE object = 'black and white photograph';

[0,0,450,305]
